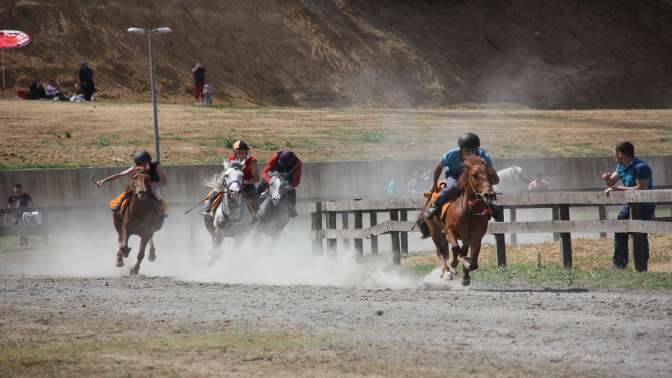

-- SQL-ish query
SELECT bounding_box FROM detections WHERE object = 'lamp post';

[127,26,172,163]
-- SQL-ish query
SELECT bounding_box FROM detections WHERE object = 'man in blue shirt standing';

[424,132,500,218]
[601,141,655,272]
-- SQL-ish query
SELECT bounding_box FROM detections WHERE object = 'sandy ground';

[1,274,671,377]
[2,100,672,167]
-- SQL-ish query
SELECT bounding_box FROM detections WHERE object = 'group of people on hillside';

[192,62,213,105]
[24,61,95,102]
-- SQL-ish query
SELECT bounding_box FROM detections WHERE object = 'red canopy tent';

[0,30,31,88]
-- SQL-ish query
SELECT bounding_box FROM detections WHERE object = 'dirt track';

[1,274,671,377]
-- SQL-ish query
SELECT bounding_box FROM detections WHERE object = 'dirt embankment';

[1,0,672,108]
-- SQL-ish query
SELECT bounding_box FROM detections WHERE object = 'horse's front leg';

[442,228,461,280]
[461,239,482,286]
[148,237,156,262]
[207,233,224,265]
[130,235,149,275]
[116,228,130,267]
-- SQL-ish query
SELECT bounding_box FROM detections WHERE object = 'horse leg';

[116,229,130,267]
[130,236,149,275]
[148,237,156,262]
[462,240,482,286]
[207,234,224,266]
[442,229,461,280]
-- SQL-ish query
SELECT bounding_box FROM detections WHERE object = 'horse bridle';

[465,166,496,216]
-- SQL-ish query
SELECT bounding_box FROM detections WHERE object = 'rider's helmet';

[277,150,296,168]
[457,132,480,149]
[133,150,152,165]
[233,140,249,151]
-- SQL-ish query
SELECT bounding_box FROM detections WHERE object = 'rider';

[228,140,260,204]
[423,132,500,219]
[96,150,168,215]
[257,150,302,218]
[202,140,260,214]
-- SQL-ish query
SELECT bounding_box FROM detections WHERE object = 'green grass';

[405,262,672,290]
[0,235,18,253]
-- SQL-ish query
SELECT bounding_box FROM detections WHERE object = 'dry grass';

[2,100,672,168]
[404,234,672,272]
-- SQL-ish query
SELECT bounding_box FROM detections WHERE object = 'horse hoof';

[116,260,124,268]
[446,271,455,280]
[130,267,139,276]
[462,276,472,286]
[148,253,156,262]
[121,247,131,258]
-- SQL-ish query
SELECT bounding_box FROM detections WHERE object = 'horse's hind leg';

[130,236,149,275]
[148,237,156,262]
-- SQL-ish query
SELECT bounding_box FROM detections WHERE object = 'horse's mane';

[457,155,486,191]
[204,161,244,191]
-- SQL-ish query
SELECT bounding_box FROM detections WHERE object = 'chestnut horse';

[113,171,164,275]
[422,155,496,285]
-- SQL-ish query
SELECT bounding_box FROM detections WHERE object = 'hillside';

[1,0,672,108]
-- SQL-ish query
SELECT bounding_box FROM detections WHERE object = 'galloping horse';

[422,155,496,285]
[254,172,291,242]
[203,161,255,264]
[113,170,164,275]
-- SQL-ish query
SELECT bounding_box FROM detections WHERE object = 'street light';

[127,26,172,163]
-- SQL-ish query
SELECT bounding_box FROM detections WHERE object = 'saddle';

[109,190,167,215]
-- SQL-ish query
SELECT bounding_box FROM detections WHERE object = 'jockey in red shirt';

[228,140,260,203]
[202,140,260,213]
[257,150,302,217]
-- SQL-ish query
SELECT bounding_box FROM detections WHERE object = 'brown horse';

[422,155,496,285]
[113,171,164,275]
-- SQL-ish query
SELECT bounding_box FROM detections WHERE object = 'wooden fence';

[309,190,672,267]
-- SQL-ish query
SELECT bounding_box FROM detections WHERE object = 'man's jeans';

[614,204,655,271]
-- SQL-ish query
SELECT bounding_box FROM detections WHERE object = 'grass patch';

[97,136,111,147]
[0,235,18,253]
[359,131,384,143]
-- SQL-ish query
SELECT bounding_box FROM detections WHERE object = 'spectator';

[26,80,46,100]
[407,171,426,193]
[385,176,398,195]
[7,184,32,246]
[601,141,655,272]
[45,80,68,101]
[192,62,206,104]
[70,82,85,102]
[495,166,531,192]
[202,80,214,105]
[78,61,96,101]
[528,173,551,191]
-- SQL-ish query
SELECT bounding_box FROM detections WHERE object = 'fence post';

[370,211,378,255]
[327,211,337,257]
[559,204,572,268]
[494,205,506,266]
[598,205,607,239]
[354,211,363,259]
[400,210,408,254]
[341,212,350,250]
[41,208,49,246]
[311,202,323,255]
[630,203,646,272]
[509,207,517,245]
[390,210,401,266]
[552,206,560,241]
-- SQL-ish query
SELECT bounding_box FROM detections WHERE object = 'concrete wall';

[1,156,671,207]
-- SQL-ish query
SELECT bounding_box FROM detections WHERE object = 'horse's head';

[460,155,496,203]
[222,161,245,200]
[131,171,152,200]
[268,171,288,205]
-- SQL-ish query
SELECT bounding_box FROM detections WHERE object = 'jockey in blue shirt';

[423,132,500,218]
[601,141,655,271]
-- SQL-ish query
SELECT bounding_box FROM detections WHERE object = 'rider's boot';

[424,190,450,219]
[288,189,298,218]
[199,191,218,216]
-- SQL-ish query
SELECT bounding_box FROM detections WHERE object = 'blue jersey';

[616,157,653,189]
[440,147,493,179]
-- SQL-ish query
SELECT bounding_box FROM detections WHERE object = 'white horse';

[254,172,291,243]
[203,161,255,264]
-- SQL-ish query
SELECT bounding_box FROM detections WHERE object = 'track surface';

[1,274,671,377]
